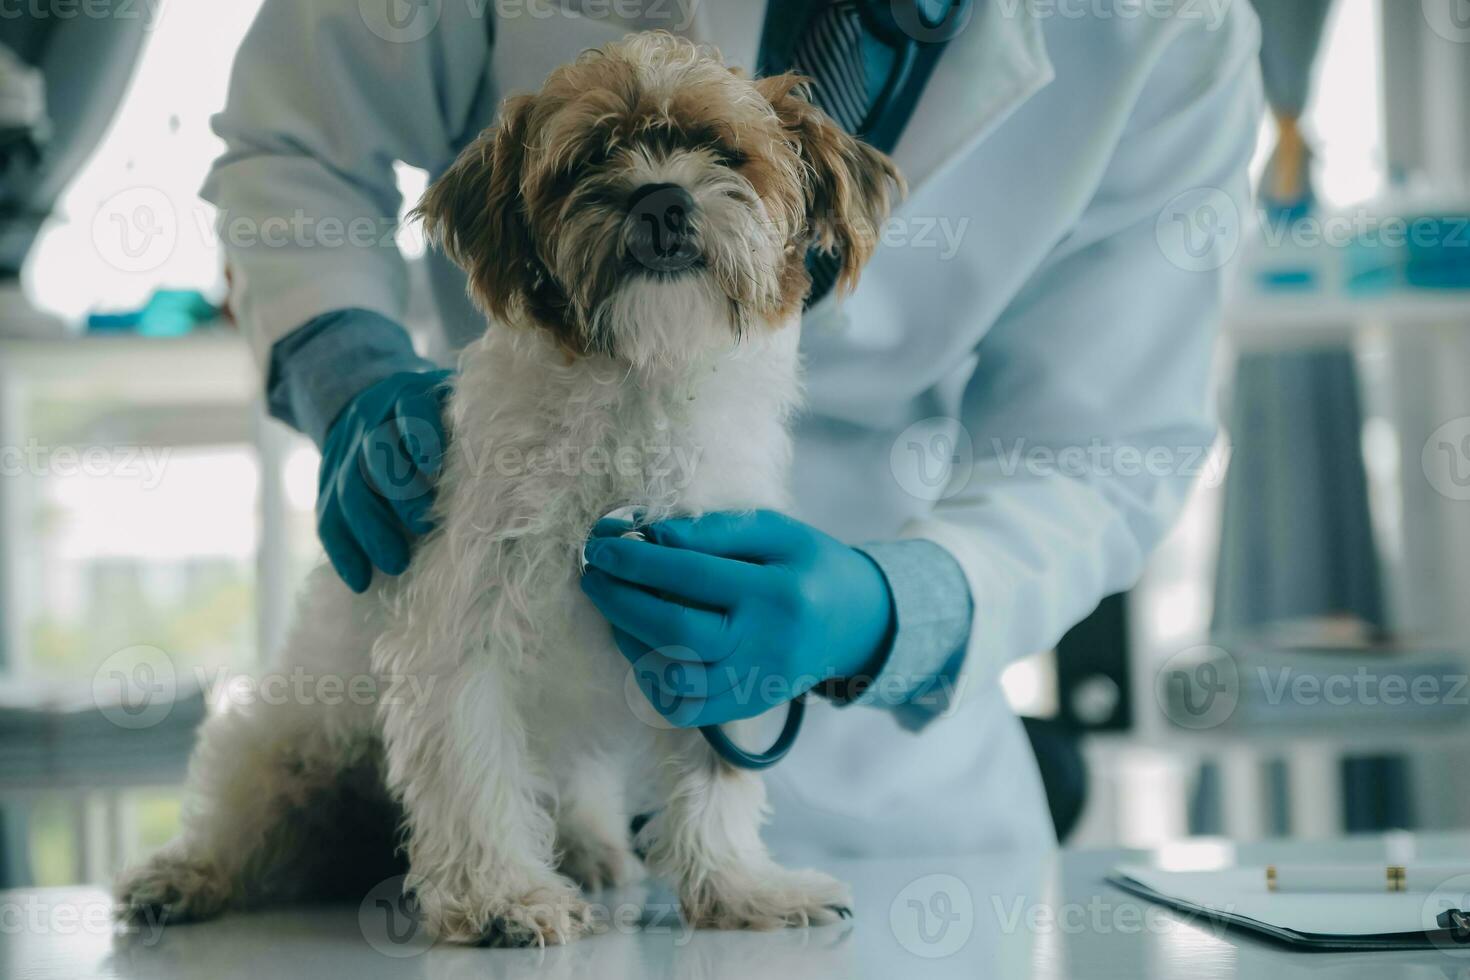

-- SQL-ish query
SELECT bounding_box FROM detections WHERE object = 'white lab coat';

[204,1,1262,860]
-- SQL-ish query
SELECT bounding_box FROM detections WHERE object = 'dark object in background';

[0,5,150,277]
[1022,717,1088,843]
[1018,592,1133,843]
[1189,753,1419,836]
[1341,755,1415,833]
[0,44,46,179]
[1056,592,1133,733]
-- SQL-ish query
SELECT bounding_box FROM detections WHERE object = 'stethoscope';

[698,0,973,771]
[700,698,807,770]
[852,0,976,140]
[610,525,807,770]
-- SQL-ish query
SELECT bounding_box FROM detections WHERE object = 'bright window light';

[23,1,430,322]
[24,0,266,321]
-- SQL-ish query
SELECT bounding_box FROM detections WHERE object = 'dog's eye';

[712,144,747,167]
[581,145,612,170]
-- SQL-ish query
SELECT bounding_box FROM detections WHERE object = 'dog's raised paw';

[681,867,853,931]
[114,852,232,926]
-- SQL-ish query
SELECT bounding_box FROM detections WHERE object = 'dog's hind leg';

[115,693,390,924]
[116,570,391,926]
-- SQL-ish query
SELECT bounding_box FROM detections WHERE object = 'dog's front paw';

[681,866,852,931]
[115,850,233,926]
[420,879,594,947]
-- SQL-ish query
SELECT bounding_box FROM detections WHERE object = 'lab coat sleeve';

[199,0,496,369]
[897,12,1263,721]
[267,309,439,447]
[847,538,974,732]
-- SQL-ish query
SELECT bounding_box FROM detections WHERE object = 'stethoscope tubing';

[853,0,974,138]
[699,693,807,770]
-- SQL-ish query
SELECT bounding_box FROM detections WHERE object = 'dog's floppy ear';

[755,73,905,294]
[414,95,538,320]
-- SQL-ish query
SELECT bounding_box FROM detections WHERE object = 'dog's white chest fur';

[370,312,805,831]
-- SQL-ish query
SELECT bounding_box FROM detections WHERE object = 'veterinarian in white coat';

[205,0,1261,862]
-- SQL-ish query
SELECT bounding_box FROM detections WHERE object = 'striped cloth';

[786,0,872,305]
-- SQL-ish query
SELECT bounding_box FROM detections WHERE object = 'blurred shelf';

[1224,287,1470,350]
[0,326,255,404]
[1139,635,1470,757]
[0,680,204,793]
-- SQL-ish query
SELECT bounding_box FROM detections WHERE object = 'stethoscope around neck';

[851,0,976,139]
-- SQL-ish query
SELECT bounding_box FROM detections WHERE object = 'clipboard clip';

[1437,908,1470,944]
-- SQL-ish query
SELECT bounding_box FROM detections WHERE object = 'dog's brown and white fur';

[117,32,901,946]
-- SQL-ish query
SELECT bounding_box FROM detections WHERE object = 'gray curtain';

[1251,0,1336,117]
[1212,348,1385,631]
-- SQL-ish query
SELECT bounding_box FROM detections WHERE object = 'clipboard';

[1107,865,1470,951]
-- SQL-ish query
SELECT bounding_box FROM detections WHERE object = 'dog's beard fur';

[415,31,903,371]
[561,146,789,368]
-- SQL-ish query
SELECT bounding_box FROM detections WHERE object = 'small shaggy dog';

[117,32,900,946]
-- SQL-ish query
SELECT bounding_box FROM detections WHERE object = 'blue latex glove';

[579,511,896,727]
[317,369,453,592]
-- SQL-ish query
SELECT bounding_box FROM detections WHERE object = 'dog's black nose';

[629,182,695,217]
[626,183,700,273]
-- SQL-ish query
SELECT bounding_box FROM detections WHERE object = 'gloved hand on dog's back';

[580,510,897,727]
[317,369,454,593]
